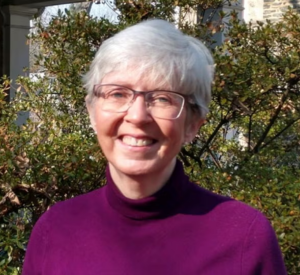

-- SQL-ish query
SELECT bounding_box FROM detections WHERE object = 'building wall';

[263,0,300,21]
[244,0,264,22]
[238,0,300,23]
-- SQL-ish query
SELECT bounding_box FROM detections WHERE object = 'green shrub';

[0,3,299,274]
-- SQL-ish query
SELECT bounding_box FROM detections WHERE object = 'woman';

[22,19,286,274]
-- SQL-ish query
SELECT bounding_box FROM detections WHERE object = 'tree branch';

[0,184,51,219]
[260,117,300,150]
[251,88,290,155]
[247,114,252,152]
[198,116,230,158]
[206,146,222,169]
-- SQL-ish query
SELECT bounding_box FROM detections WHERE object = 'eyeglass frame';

[92,84,197,120]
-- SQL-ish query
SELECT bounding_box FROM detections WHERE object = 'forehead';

[101,67,174,91]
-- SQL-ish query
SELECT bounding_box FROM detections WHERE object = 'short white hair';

[84,19,214,118]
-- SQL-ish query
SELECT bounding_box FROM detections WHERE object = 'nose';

[124,95,153,125]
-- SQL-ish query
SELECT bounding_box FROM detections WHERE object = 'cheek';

[94,108,119,130]
[160,120,186,147]
[92,112,120,148]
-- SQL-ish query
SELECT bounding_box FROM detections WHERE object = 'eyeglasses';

[93,84,186,120]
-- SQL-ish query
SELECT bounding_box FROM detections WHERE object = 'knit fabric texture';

[22,160,286,275]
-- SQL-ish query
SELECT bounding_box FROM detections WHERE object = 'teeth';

[122,136,154,146]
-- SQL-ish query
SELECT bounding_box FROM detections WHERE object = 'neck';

[108,159,176,199]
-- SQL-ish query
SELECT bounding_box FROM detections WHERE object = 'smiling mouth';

[122,136,156,147]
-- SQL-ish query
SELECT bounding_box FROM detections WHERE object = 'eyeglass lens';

[95,85,184,119]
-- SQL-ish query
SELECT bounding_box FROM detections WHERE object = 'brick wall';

[264,0,300,21]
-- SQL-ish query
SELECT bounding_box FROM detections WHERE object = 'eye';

[150,92,173,105]
[105,88,132,100]
[156,96,171,103]
[109,91,126,98]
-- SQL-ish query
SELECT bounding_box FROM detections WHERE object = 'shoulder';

[24,188,106,258]
[30,187,107,235]
[184,181,259,224]
[183,182,286,274]
[22,187,107,274]
[44,187,106,223]
[185,182,280,233]
[240,206,287,273]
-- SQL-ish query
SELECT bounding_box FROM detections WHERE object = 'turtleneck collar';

[105,159,190,220]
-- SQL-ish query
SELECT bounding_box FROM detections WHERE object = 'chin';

[110,157,176,177]
[117,161,157,176]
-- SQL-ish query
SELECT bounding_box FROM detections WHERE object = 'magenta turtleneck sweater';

[22,160,286,275]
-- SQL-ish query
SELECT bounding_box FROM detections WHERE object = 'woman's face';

[87,70,203,178]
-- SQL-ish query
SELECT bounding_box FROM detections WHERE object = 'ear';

[184,118,205,143]
[85,96,96,131]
